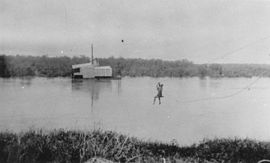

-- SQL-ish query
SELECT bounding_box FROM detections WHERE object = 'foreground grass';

[0,129,270,163]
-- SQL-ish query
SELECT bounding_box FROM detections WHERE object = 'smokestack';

[91,44,94,64]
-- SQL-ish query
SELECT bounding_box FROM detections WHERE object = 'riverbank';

[2,55,270,78]
[0,129,269,163]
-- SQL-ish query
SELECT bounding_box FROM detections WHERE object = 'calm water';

[1,77,270,145]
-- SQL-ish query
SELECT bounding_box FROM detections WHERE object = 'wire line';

[177,72,266,104]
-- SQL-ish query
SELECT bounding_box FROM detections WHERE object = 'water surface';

[1,77,270,145]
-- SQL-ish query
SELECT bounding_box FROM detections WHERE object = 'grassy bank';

[0,129,270,163]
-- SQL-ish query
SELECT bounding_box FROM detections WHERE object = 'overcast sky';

[1,0,270,63]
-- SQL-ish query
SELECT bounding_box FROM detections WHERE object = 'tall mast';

[91,44,94,64]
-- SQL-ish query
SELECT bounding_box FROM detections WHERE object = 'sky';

[1,0,270,63]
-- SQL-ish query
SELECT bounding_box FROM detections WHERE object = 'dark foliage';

[0,56,11,77]
[0,55,89,77]
[0,130,270,163]
[1,55,270,78]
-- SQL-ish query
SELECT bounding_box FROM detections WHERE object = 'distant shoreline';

[0,129,269,163]
[1,55,270,78]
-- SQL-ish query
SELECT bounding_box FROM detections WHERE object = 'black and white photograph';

[1,0,270,162]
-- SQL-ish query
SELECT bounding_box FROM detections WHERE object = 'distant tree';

[0,55,10,77]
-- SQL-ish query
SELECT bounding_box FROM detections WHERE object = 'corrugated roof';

[94,66,112,69]
[72,63,94,68]
[72,63,112,69]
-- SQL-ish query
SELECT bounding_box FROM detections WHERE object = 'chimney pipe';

[91,44,94,64]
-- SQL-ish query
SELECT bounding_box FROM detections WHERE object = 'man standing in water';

[153,82,164,105]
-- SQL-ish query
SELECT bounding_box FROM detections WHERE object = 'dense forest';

[1,54,270,78]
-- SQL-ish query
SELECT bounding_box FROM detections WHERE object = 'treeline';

[0,55,89,77]
[1,55,270,78]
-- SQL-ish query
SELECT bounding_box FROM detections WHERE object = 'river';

[1,77,270,145]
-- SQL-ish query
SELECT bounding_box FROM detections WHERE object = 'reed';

[0,129,270,163]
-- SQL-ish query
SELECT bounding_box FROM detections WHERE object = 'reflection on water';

[71,79,113,107]
[209,79,222,89]
[199,77,207,89]
[117,79,122,95]
[19,77,33,87]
